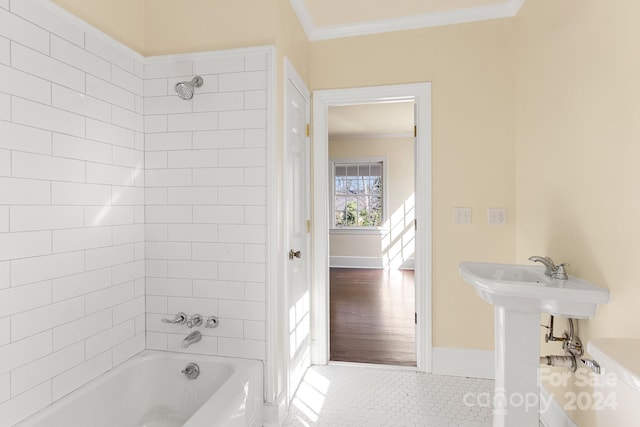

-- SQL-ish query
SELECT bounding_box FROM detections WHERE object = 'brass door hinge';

[306,220,311,233]
[306,123,310,137]
[414,125,417,138]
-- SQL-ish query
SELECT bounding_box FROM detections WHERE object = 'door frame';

[311,83,432,372]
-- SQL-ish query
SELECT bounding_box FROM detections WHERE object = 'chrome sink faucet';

[528,256,569,280]
[182,330,202,348]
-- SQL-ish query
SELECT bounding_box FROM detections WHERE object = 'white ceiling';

[328,102,415,138]
[290,0,526,40]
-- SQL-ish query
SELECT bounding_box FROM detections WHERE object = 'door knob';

[289,249,302,260]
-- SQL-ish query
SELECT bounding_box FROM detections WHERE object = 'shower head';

[174,76,203,100]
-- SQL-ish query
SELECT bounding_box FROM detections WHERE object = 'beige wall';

[143,0,278,56]
[44,0,640,422]
[53,0,305,61]
[329,136,415,263]
[514,0,640,425]
[311,21,516,350]
[53,0,145,53]
[52,0,513,354]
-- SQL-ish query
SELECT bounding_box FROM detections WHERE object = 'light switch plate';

[488,208,508,225]
[453,207,472,225]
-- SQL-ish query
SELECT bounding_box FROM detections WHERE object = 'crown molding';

[290,0,527,41]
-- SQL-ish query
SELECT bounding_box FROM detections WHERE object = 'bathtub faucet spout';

[182,330,202,348]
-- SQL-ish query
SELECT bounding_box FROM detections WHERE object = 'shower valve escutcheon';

[186,314,203,328]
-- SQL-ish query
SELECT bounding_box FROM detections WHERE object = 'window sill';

[329,228,387,235]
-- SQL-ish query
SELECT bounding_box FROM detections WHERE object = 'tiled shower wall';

[0,2,143,424]
[0,2,272,424]
[143,50,269,360]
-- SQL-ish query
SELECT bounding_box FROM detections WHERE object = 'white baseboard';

[431,349,576,426]
[262,392,288,427]
[539,385,577,427]
[329,256,415,269]
[432,347,494,379]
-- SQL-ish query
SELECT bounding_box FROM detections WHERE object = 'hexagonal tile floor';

[283,364,494,426]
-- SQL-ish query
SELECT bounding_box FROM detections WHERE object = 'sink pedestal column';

[493,306,541,427]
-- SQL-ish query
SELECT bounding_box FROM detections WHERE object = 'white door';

[284,61,311,402]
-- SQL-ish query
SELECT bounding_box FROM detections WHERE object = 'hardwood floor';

[330,268,416,367]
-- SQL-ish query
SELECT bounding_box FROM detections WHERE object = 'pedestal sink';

[459,261,610,427]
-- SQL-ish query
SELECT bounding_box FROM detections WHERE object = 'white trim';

[265,47,279,407]
[144,45,276,65]
[31,0,144,61]
[432,347,494,379]
[312,83,432,374]
[262,392,289,427]
[508,0,528,15]
[540,385,578,427]
[330,132,414,140]
[290,0,528,41]
[330,256,384,269]
[329,256,415,270]
[329,228,387,235]
[287,0,317,41]
[329,360,417,371]
[429,348,578,427]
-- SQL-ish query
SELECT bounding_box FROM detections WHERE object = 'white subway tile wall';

[0,2,273,424]
[144,50,269,361]
[0,2,145,424]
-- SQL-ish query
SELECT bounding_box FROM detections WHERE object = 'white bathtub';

[15,350,263,427]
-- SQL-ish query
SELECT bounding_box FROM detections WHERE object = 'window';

[331,158,386,229]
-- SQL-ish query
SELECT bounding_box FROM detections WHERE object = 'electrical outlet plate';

[488,208,507,225]
[453,207,472,224]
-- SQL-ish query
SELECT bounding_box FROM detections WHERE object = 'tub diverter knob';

[187,314,203,328]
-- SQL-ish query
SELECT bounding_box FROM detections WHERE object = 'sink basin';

[459,261,610,319]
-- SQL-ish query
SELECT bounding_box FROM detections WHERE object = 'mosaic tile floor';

[283,364,495,427]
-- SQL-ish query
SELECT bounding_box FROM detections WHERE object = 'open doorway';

[311,83,432,372]
[327,102,416,366]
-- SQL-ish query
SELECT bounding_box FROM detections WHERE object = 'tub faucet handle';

[205,316,219,328]
[161,312,187,325]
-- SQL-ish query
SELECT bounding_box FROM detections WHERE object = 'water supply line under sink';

[539,315,601,374]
